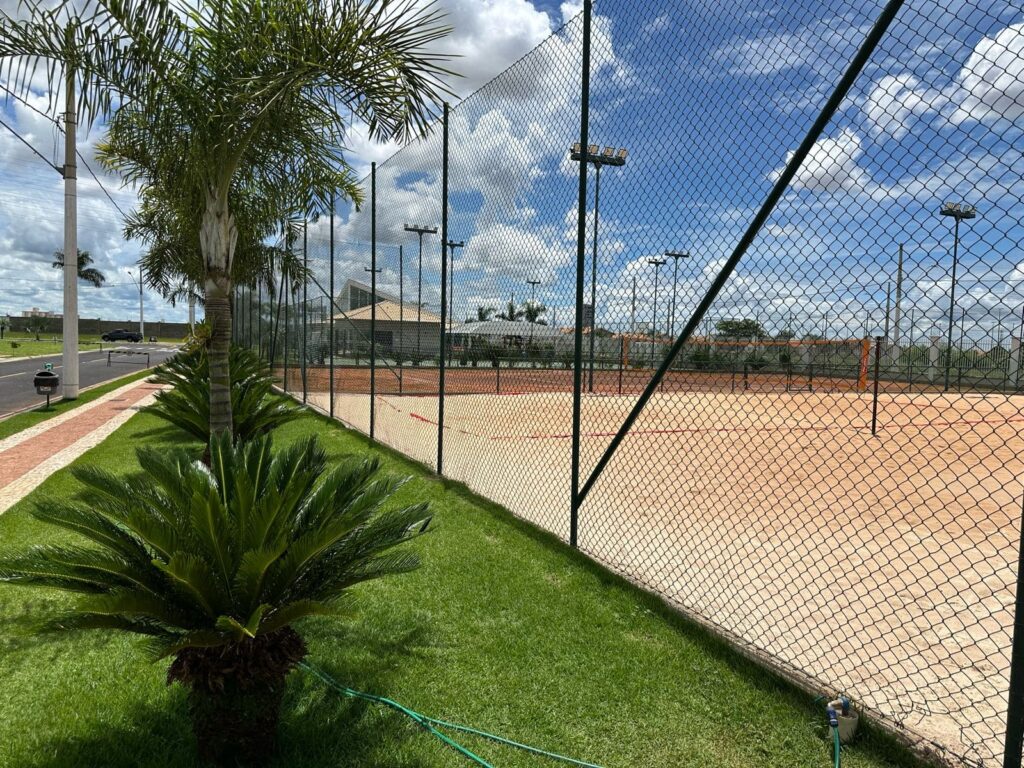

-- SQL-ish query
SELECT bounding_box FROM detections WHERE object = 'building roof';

[454,319,564,339]
[333,299,442,324]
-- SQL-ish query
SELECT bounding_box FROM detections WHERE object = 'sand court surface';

[306,384,1022,764]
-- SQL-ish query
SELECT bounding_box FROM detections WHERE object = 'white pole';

[138,266,144,338]
[188,292,196,331]
[62,49,78,399]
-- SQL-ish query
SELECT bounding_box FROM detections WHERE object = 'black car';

[101,329,143,343]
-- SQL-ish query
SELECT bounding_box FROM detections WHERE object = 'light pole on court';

[404,223,438,360]
[664,250,690,338]
[648,257,666,366]
[939,201,977,391]
[570,142,628,392]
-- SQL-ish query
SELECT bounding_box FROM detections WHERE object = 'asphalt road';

[0,344,178,418]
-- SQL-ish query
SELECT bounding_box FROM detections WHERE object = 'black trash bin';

[33,369,60,407]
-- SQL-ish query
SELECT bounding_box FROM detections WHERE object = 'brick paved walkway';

[0,379,162,513]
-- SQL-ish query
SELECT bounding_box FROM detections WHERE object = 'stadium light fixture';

[568,140,630,391]
[647,258,667,363]
[404,223,438,359]
[939,200,978,391]
[664,251,691,338]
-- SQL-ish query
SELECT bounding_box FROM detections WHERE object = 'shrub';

[146,346,300,445]
[0,434,430,765]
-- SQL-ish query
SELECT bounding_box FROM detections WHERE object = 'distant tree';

[714,318,766,340]
[52,250,106,288]
[497,301,524,321]
[523,300,547,325]
[774,328,796,341]
[468,305,495,323]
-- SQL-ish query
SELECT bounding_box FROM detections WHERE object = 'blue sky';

[316,0,1024,350]
[2,0,1023,348]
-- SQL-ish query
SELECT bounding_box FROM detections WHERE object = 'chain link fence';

[235,1,1024,764]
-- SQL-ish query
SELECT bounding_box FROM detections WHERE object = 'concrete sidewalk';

[0,378,163,514]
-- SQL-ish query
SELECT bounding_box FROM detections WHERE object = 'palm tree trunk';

[200,188,238,437]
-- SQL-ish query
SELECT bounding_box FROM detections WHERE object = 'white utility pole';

[188,292,196,331]
[138,266,144,338]
[62,42,78,399]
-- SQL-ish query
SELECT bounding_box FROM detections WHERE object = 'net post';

[871,335,883,436]
[370,162,377,441]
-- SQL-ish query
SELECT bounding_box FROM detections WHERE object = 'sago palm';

[146,346,300,445]
[0,433,430,765]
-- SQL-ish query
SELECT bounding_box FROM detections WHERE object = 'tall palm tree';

[51,249,106,288]
[523,299,547,325]
[0,0,454,436]
[497,300,524,321]
[467,305,495,322]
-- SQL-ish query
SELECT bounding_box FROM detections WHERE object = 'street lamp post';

[527,279,541,304]
[940,201,977,391]
[570,142,628,392]
[445,239,465,365]
[664,250,690,338]
[404,224,438,361]
[648,257,666,366]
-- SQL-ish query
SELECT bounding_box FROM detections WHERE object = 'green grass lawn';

[0,409,926,768]
[0,369,155,441]
[0,335,180,358]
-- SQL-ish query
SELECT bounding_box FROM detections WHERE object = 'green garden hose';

[833,727,841,768]
[300,661,605,768]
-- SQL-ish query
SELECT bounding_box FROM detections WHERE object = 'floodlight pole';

[570,142,628,392]
[404,224,438,361]
[665,251,690,338]
[940,202,977,391]
[648,258,666,366]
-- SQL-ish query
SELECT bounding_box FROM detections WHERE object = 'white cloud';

[433,0,555,97]
[951,22,1024,125]
[560,1,583,25]
[864,74,933,140]
[775,128,870,194]
[463,222,573,283]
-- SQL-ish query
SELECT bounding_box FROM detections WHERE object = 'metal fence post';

[438,102,449,475]
[302,220,308,404]
[1005,521,1024,768]
[329,195,335,419]
[569,0,593,549]
[283,239,289,394]
[398,244,404,395]
[370,162,377,440]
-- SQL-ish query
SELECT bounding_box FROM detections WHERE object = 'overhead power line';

[0,81,130,219]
